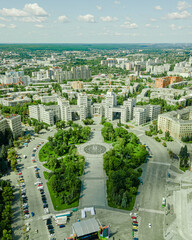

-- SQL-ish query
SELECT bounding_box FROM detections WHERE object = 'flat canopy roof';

[72,218,100,237]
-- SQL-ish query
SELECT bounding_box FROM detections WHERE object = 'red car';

[133,221,138,224]
[131,216,137,219]
[24,210,29,214]
[38,184,42,187]
[18,172,22,175]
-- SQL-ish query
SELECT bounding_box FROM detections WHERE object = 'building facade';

[155,76,182,88]
[158,107,192,139]
[0,114,22,138]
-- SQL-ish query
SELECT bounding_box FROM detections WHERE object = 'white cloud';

[0,23,6,28]
[154,5,162,10]
[145,24,159,29]
[58,15,69,23]
[177,1,191,10]
[20,16,47,23]
[168,10,191,19]
[114,1,120,4]
[170,24,176,30]
[24,3,48,16]
[78,14,95,23]
[0,8,28,17]
[120,21,138,29]
[100,16,118,22]
[35,24,44,28]
[8,24,16,29]
[96,6,102,11]
[0,16,10,22]
[150,18,157,22]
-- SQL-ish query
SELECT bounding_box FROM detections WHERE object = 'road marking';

[149,161,171,166]
[139,208,164,215]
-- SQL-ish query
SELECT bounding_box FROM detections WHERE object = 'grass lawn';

[47,181,79,211]
[39,142,59,162]
[43,171,49,180]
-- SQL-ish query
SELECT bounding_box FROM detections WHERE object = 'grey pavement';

[77,117,112,208]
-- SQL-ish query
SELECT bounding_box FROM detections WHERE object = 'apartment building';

[155,76,182,88]
[134,105,161,125]
[158,107,192,139]
[55,66,91,83]
[134,107,146,125]
[0,114,22,138]
[0,71,31,86]
[29,104,60,125]
[71,81,83,90]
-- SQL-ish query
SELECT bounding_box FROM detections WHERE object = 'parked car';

[48,229,54,235]
[133,221,138,224]
[46,218,52,225]
[59,225,65,228]
[31,212,34,217]
[36,173,40,178]
[149,223,152,228]
[131,216,137,219]
[24,210,29,214]
[43,203,48,208]
[47,225,53,229]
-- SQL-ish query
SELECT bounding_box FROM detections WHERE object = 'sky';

[0,0,192,43]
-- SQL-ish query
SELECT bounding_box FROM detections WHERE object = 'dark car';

[43,203,48,208]
[36,173,40,178]
[40,191,45,195]
[47,225,53,229]
[42,199,47,204]
[46,218,52,225]
[48,229,54,234]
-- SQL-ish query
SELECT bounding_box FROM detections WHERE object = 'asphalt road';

[11,128,58,240]
[130,127,182,240]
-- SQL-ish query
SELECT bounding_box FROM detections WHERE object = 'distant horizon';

[0,43,191,45]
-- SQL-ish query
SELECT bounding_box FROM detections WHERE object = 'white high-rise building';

[0,114,22,138]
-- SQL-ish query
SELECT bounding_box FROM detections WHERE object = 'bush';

[154,136,161,142]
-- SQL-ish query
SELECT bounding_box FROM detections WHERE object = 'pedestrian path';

[78,119,111,208]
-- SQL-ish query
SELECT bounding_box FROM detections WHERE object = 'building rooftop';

[72,218,100,237]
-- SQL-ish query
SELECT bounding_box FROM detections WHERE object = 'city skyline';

[0,0,192,43]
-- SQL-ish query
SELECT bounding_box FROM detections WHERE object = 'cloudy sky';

[0,0,191,43]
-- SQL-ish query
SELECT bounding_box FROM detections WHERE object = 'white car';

[149,223,152,228]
